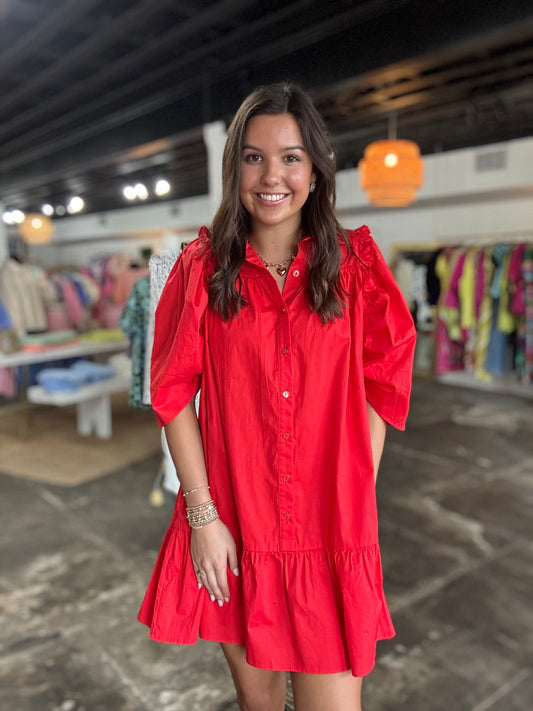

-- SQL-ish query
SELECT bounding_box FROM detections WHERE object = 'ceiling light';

[123,185,136,200]
[134,183,148,200]
[67,196,85,214]
[358,114,423,207]
[12,209,25,224]
[155,178,171,196]
[18,214,55,244]
[2,211,15,225]
[42,203,54,216]
[55,205,66,216]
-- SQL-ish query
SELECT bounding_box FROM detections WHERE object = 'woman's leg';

[220,643,286,711]
[290,670,362,711]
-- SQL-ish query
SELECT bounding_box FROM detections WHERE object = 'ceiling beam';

[0,0,173,115]
[0,0,103,75]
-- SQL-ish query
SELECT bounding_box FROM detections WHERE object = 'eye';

[284,154,301,163]
[244,153,262,163]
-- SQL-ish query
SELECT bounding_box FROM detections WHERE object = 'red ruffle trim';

[138,524,394,677]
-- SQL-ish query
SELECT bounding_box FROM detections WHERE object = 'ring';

[198,571,207,577]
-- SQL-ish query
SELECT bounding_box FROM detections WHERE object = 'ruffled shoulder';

[341,225,375,269]
[178,226,214,275]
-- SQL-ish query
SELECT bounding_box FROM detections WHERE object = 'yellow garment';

[459,248,477,330]
[435,251,451,298]
[474,249,494,381]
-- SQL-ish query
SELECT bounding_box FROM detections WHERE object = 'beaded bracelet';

[182,484,210,498]
[186,499,219,529]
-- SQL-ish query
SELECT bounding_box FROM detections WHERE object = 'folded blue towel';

[71,360,116,382]
[37,368,89,392]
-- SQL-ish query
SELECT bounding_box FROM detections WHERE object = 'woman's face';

[239,113,316,236]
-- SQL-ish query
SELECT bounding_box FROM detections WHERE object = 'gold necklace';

[252,246,297,276]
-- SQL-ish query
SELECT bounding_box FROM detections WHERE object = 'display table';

[27,374,132,439]
[0,338,130,437]
[0,338,129,368]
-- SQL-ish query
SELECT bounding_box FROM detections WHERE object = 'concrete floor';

[1,380,532,711]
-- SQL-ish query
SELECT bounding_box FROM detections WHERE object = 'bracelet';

[182,484,210,498]
[186,499,219,529]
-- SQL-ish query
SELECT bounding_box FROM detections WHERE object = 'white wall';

[29,194,209,267]
[28,135,533,267]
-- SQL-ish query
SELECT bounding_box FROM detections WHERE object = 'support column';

[203,121,226,221]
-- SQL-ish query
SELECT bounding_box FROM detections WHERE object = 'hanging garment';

[0,260,47,336]
[114,267,150,305]
[394,257,415,309]
[139,226,417,677]
[435,248,466,374]
[0,298,16,396]
[496,249,517,334]
[426,248,443,306]
[458,248,478,330]
[120,275,151,409]
[50,274,86,328]
[145,251,180,406]
[522,245,533,383]
[485,246,514,376]
[474,248,495,381]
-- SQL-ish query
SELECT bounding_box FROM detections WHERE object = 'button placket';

[277,304,295,549]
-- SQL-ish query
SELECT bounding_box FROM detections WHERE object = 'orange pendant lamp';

[18,214,55,244]
[359,114,423,207]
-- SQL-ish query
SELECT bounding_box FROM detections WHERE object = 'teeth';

[259,193,286,202]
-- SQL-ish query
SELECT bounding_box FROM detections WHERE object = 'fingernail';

[198,582,202,589]
[224,597,229,603]
[210,594,215,602]
[233,567,240,576]
[218,599,224,607]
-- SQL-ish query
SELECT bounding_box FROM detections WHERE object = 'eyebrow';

[242,144,306,152]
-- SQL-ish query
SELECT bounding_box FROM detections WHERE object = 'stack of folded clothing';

[71,360,115,381]
[36,360,116,392]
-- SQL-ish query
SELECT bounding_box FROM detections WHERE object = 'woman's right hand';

[190,519,239,606]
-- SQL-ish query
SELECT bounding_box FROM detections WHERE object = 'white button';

[293,269,300,277]
[282,391,290,398]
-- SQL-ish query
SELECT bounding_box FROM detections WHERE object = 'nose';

[260,159,281,186]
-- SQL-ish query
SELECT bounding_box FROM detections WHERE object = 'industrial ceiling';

[1,0,533,217]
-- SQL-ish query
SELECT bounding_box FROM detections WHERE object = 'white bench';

[27,375,131,439]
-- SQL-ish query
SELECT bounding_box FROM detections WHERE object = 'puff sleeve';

[150,239,209,427]
[359,231,416,430]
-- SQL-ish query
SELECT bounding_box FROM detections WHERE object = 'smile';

[257,193,287,202]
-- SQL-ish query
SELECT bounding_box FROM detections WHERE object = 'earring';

[309,182,316,193]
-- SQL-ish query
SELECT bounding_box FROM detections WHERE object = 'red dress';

[138,225,416,677]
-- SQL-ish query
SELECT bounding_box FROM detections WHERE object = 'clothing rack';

[392,239,533,393]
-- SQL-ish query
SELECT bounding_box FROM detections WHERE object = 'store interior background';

[1,1,533,710]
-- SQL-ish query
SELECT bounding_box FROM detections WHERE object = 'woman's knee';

[220,643,286,711]
[290,669,362,711]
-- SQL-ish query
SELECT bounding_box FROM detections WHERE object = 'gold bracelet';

[186,499,219,529]
[182,484,210,498]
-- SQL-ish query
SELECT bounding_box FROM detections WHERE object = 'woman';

[139,82,416,711]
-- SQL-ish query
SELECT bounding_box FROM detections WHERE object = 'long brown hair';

[209,81,349,323]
